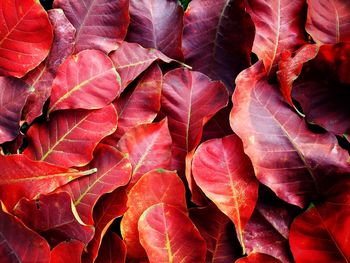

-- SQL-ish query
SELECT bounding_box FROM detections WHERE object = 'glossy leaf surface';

[0,210,50,262]
[121,169,187,259]
[138,203,207,263]
[183,0,254,91]
[109,41,172,89]
[0,0,53,77]
[192,134,258,247]
[50,240,85,263]
[13,192,94,246]
[245,0,306,74]
[53,0,129,53]
[0,77,31,144]
[306,0,350,44]
[127,0,183,60]
[230,62,350,207]
[162,68,228,173]
[59,144,131,225]
[48,50,121,114]
[0,154,94,209]
[24,105,118,167]
[117,120,172,186]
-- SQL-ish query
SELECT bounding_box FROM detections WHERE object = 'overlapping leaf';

[138,203,207,263]
[95,232,127,263]
[306,0,350,44]
[183,0,254,91]
[245,0,306,74]
[48,50,121,114]
[117,120,172,186]
[24,105,118,167]
[189,203,242,262]
[127,0,184,60]
[0,154,95,210]
[0,0,53,77]
[230,62,350,207]
[22,9,76,124]
[236,253,282,263]
[83,188,128,263]
[161,68,228,173]
[192,134,258,248]
[121,169,186,259]
[13,192,94,246]
[59,144,131,225]
[0,210,50,262]
[0,77,31,144]
[109,41,172,90]
[50,240,85,263]
[53,0,129,53]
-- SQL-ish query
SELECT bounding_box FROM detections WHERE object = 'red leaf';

[24,105,118,167]
[192,134,258,249]
[230,62,350,207]
[83,188,128,263]
[95,232,127,263]
[126,0,184,60]
[138,203,207,263]
[189,203,242,263]
[183,0,254,91]
[109,41,172,90]
[117,119,172,186]
[121,169,187,259]
[105,64,162,144]
[50,240,85,263]
[22,9,76,124]
[0,210,50,262]
[59,144,131,225]
[277,44,319,109]
[0,77,31,144]
[48,50,121,114]
[161,68,228,174]
[245,0,306,74]
[306,0,350,44]
[0,0,53,77]
[290,179,350,262]
[53,0,129,53]
[236,253,282,263]
[0,154,95,210]
[243,190,299,263]
[13,192,94,246]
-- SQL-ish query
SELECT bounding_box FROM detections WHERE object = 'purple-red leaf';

[236,253,282,263]
[0,154,95,210]
[13,192,94,246]
[53,0,129,53]
[161,68,228,174]
[306,0,350,44]
[95,232,127,263]
[83,188,128,263]
[0,210,50,262]
[22,9,76,124]
[183,0,254,91]
[24,105,118,167]
[138,203,207,263]
[0,0,53,77]
[121,169,187,259]
[126,0,183,60]
[230,62,350,207]
[48,50,121,114]
[0,77,31,144]
[117,119,172,186]
[50,240,85,263]
[192,134,258,249]
[105,64,162,143]
[189,203,242,263]
[58,144,131,225]
[245,0,306,74]
[109,41,172,90]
